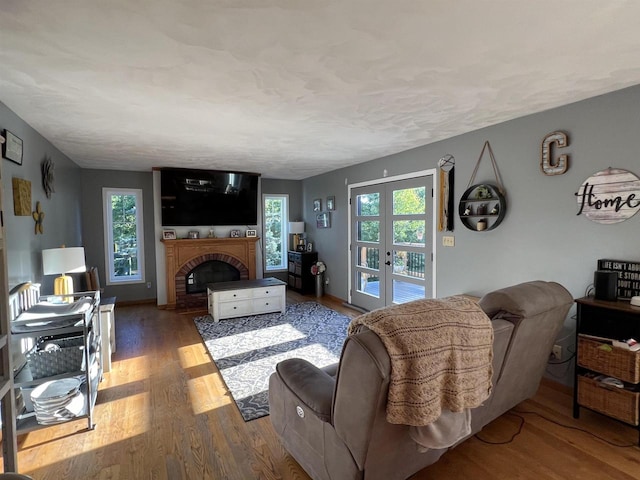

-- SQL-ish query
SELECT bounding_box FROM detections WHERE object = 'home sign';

[575,168,640,224]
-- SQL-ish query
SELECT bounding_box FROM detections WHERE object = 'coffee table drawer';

[252,298,283,314]
[253,286,283,298]
[219,301,252,318]
[218,289,253,301]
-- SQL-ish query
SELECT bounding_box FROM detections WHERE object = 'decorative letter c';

[541,131,569,176]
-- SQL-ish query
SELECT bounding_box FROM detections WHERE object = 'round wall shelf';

[458,183,506,231]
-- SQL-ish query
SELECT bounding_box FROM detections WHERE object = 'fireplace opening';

[186,260,240,294]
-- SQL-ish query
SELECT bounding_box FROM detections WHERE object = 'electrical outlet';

[551,344,562,360]
[442,236,455,247]
[325,277,330,285]
[146,282,152,289]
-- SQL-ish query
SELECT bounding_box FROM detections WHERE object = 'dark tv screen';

[161,168,259,226]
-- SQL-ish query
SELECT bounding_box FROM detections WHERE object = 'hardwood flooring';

[6,293,640,479]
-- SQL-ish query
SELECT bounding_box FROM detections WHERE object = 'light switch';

[442,236,455,247]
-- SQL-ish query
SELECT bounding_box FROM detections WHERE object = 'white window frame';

[262,194,289,272]
[102,187,145,285]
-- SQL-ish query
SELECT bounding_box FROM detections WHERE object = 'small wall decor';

[575,167,640,224]
[541,131,569,176]
[458,184,506,232]
[246,229,257,237]
[313,198,322,212]
[32,201,44,234]
[162,229,176,240]
[437,154,455,232]
[326,196,335,211]
[316,212,331,228]
[306,242,313,252]
[2,130,23,165]
[41,155,55,198]
[459,141,507,231]
[230,229,241,238]
[12,177,31,216]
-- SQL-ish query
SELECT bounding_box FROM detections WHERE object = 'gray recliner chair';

[268,281,573,480]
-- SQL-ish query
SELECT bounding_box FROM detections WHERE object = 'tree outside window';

[103,188,145,284]
[263,195,288,271]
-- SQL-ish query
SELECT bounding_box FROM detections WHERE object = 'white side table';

[100,297,116,372]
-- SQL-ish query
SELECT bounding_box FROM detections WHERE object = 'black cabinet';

[287,251,318,294]
[573,296,640,444]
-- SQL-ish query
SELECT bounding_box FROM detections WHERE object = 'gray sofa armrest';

[275,358,336,422]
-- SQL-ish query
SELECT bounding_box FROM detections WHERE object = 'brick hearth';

[162,237,259,309]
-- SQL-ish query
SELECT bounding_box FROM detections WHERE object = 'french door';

[350,175,433,311]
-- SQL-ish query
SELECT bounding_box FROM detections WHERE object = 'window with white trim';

[103,188,145,284]
[263,194,288,271]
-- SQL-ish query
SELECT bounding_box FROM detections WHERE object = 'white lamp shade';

[42,247,86,275]
[288,222,305,234]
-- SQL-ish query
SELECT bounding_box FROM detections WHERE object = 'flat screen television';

[161,168,260,226]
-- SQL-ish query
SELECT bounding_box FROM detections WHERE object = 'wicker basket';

[577,375,639,425]
[577,336,640,384]
[26,336,85,380]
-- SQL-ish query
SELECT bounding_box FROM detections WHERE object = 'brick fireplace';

[162,237,259,309]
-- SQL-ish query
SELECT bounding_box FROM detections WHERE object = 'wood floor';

[6,293,640,479]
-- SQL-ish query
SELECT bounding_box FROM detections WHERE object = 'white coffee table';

[207,278,286,322]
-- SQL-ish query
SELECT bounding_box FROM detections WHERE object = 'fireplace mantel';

[162,237,259,309]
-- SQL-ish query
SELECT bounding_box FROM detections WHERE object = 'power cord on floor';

[514,409,637,448]
[475,408,638,448]
[474,412,525,444]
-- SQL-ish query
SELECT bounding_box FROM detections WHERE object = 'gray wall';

[81,169,157,302]
[304,85,640,300]
[258,178,303,282]
[262,178,304,222]
[302,84,640,384]
[1,102,83,291]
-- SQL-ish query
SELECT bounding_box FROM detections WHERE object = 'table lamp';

[288,222,305,251]
[42,246,86,297]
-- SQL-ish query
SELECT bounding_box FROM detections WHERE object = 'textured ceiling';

[1,1,640,179]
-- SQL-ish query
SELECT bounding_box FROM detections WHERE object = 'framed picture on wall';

[316,212,331,228]
[326,196,335,211]
[313,198,322,212]
[2,130,23,165]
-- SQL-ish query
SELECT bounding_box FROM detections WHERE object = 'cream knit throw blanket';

[348,296,493,426]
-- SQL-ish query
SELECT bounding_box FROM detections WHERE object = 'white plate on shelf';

[31,378,82,403]
[33,390,85,424]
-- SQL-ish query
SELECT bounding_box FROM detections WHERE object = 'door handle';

[385,261,391,266]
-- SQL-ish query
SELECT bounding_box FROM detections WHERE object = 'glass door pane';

[351,176,433,311]
[385,179,432,305]
[351,187,386,311]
